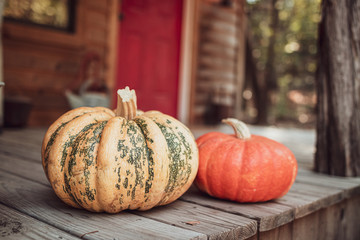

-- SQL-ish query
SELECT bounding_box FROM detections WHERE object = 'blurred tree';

[245,0,320,125]
[315,0,360,176]
[255,0,279,124]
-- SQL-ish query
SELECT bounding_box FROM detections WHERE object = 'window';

[3,0,76,32]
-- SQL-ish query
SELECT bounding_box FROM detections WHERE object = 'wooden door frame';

[177,0,200,124]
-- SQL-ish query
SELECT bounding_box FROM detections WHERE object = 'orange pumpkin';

[195,118,297,202]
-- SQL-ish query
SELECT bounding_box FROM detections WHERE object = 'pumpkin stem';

[222,118,251,140]
[115,86,137,120]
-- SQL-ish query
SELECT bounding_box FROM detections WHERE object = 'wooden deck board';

[0,171,207,240]
[0,152,47,185]
[136,201,257,239]
[1,127,360,239]
[274,181,344,218]
[181,186,295,232]
[0,203,80,239]
[0,131,257,239]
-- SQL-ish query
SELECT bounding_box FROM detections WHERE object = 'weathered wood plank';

[201,4,237,25]
[181,186,294,232]
[4,68,73,92]
[0,171,206,240]
[0,139,42,163]
[2,128,47,138]
[0,203,80,239]
[297,169,360,197]
[274,170,360,219]
[275,181,344,218]
[200,43,237,59]
[201,20,237,35]
[199,56,235,72]
[0,140,258,240]
[4,48,79,76]
[0,132,257,239]
[339,195,360,240]
[0,128,45,146]
[291,195,360,240]
[201,31,238,48]
[2,128,360,239]
[137,200,257,240]
[0,153,47,186]
[258,222,293,240]
[0,128,46,162]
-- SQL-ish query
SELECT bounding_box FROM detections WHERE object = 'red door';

[115,0,183,117]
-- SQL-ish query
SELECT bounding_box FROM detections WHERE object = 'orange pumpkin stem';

[222,118,251,140]
[115,86,137,120]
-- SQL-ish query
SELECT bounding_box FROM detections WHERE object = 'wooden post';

[234,0,247,120]
[0,0,4,131]
[315,0,360,176]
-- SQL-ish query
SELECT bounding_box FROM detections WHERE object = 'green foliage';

[246,0,320,126]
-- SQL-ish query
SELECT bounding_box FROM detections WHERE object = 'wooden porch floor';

[0,125,359,239]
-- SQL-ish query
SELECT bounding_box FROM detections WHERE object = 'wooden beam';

[179,0,201,124]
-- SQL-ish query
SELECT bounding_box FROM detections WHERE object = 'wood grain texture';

[315,0,360,177]
[1,128,360,239]
[193,1,241,123]
[181,186,294,232]
[275,181,344,218]
[0,131,257,240]
[0,127,45,145]
[137,200,257,240]
[258,222,293,240]
[0,204,79,239]
[297,169,360,197]
[291,195,360,240]
[0,128,45,162]
[0,138,41,163]
[0,171,206,240]
[0,153,47,186]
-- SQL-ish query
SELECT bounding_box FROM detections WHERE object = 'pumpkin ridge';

[237,139,263,202]
[42,107,94,157]
[43,109,114,175]
[64,121,107,209]
[60,122,97,172]
[263,138,281,201]
[62,122,97,207]
[132,115,170,210]
[154,121,185,197]
[196,134,230,193]
[46,111,112,209]
[206,138,236,197]
[225,141,245,201]
[234,140,248,202]
[148,116,196,205]
[133,118,155,198]
[58,110,114,173]
[263,137,297,201]
[42,107,112,157]
[95,117,128,212]
[126,120,148,209]
[43,114,87,175]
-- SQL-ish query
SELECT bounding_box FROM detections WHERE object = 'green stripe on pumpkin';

[64,121,107,206]
[43,115,81,174]
[153,119,192,198]
[126,121,147,201]
[133,118,155,198]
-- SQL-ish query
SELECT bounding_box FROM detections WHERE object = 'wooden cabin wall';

[191,0,246,124]
[2,0,117,127]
